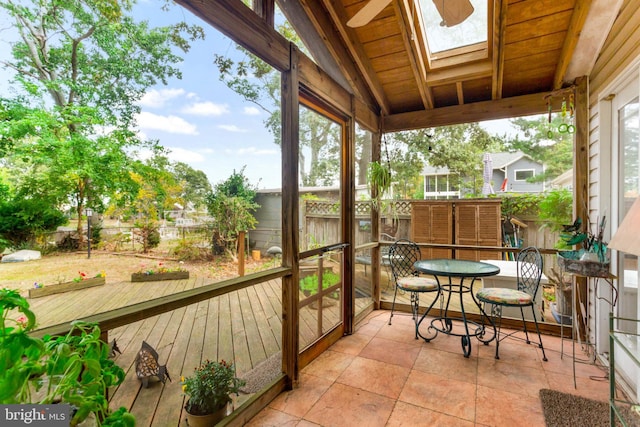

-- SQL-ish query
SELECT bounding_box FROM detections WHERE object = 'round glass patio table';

[413,259,499,357]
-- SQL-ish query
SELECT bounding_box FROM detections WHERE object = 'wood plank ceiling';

[282,0,608,131]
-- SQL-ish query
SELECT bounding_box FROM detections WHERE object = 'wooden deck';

[26,274,371,426]
[24,269,557,426]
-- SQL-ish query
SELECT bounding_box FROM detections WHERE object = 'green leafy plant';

[135,261,187,275]
[367,161,392,209]
[299,271,341,297]
[0,288,133,426]
[181,359,245,416]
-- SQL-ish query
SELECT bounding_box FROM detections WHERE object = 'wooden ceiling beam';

[553,0,592,89]
[253,0,275,27]
[176,0,290,71]
[383,91,556,131]
[394,0,433,109]
[313,0,392,115]
[492,0,507,99]
[426,61,493,87]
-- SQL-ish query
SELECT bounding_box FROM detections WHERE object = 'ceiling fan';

[346,0,474,28]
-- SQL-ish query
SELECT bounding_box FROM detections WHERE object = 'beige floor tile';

[301,350,354,382]
[269,372,334,418]
[475,385,546,427]
[399,369,477,422]
[359,336,421,368]
[303,382,396,427]
[336,356,411,399]
[413,346,479,384]
[387,401,475,426]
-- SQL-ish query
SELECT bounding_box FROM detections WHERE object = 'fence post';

[238,230,245,277]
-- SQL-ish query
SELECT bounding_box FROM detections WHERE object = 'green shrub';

[0,198,67,248]
[299,271,341,296]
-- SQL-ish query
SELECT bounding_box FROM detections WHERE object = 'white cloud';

[182,102,229,116]
[166,147,206,163]
[139,88,185,108]
[218,124,247,132]
[137,111,198,135]
[201,148,215,154]
[243,106,261,116]
[237,147,279,155]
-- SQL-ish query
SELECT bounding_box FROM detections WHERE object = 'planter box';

[558,251,610,278]
[29,277,106,298]
[131,271,189,282]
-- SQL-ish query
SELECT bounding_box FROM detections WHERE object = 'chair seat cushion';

[397,276,438,292]
[476,288,532,305]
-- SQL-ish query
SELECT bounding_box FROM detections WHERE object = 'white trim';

[514,168,535,181]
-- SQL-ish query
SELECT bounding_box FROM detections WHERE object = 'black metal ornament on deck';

[135,341,171,388]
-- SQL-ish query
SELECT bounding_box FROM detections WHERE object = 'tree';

[0,197,67,248]
[0,0,204,240]
[213,22,344,187]
[507,114,573,182]
[391,123,502,196]
[172,162,213,209]
[206,168,259,258]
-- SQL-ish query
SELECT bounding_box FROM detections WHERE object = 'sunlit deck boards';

[25,275,375,425]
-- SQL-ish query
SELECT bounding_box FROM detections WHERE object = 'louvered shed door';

[454,201,502,261]
[411,202,453,259]
[455,204,479,261]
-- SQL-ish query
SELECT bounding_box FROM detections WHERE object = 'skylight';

[419,0,488,55]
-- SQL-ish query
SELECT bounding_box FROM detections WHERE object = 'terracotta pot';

[185,403,228,427]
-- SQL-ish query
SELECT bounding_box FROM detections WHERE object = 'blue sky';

[131,1,282,189]
[1,1,518,190]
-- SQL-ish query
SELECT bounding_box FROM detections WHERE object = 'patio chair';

[476,246,548,361]
[388,239,441,340]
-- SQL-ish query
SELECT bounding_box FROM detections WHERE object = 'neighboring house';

[421,151,545,198]
[489,151,545,194]
[550,169,573,190]
[421,165,460,199]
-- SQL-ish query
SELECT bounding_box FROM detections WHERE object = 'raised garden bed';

[131,271,189,282]
[29,277,106,298]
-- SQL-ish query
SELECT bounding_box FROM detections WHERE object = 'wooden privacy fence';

[304,199,561,255]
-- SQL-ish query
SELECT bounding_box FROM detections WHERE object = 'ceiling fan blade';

[347,0,393,28]
[433,0,474,27]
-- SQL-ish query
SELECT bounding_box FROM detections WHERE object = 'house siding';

[501,158,544,193]
[587,0,640,397]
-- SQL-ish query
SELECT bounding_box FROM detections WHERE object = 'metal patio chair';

[476,246,548,360]
[388,239,441,340]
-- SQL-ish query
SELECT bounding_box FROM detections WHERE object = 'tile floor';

[246,310,613,427]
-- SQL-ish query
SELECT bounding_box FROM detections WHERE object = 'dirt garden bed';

[0,249,273,295]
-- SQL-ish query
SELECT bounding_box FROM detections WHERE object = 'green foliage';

[181,359,245,416]
[367,161,392,207]
[299,271,341,296]
[206,168,260,255]
[0,289,132,426]
[171,238,212,261]
[538,188,573,232]
[0,198,67,248]
[0,0,204,239]
[133,221,160,253]
[507,114,573,182]
[500,193,544,218]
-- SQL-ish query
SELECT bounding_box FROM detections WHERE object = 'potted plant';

[181,359,245,427]
[131,262,189,282]
[0,288,134,426]
[29,271,107,298]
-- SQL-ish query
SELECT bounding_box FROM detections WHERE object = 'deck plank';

[229,290,252,374]
[150,303,197,427]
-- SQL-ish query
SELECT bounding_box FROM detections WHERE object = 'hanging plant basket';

[29,277,106,298]
[558,251,610,277]
[131,271,189,282]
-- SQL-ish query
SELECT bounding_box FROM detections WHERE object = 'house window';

[437,176,448,192]
[426,176,436,192]
[514,169,535,181]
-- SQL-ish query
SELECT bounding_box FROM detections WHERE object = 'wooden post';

[281,43,300,388]
[238,230,245,277]
[574,76,589,340]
